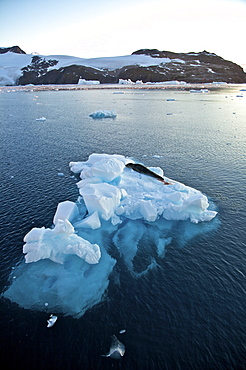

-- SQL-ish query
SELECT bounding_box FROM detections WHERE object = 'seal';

[126,163,171,185]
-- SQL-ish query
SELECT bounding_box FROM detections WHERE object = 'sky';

[0,0,246,67]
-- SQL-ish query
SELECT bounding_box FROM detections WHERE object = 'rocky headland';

[1,46,246,85]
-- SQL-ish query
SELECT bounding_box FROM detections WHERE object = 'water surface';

[0,86,245,369]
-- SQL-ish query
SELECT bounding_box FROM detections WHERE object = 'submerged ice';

[4,153,217,317]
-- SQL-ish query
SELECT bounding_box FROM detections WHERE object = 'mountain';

[0,46,26,54]
[0,46,246,86]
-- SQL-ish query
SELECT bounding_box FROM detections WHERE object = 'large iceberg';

[4,154,217,317]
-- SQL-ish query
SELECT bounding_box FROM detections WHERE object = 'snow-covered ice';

[4,153,218,317]
[70,153,217,224]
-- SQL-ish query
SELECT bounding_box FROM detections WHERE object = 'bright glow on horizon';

[0,0,245,67]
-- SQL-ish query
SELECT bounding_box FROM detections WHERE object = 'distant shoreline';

[1,83,246,92]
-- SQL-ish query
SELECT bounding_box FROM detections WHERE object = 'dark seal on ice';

[126,163,171,185]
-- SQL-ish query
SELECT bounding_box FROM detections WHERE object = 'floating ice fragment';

[89,110,116,119]
[78,79,100,85]
[57,172,64,177]
[102,335,125,359]
[47,314,58,328]
[190,89,209,93]
[119,329,126,334]
[118,78,134,84]
[35,117,46,121]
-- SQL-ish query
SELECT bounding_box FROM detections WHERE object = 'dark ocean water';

[0,86,245,369]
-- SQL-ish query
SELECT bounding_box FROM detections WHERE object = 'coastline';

[1,82,246,93]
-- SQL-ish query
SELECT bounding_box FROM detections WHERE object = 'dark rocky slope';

[16,48,246,85]
[128,49,246,83]
[18,64,116,85]
[0,46,26,54]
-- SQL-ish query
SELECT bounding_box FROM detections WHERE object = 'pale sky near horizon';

[0,0,245,67]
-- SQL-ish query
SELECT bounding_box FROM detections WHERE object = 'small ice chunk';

[102,335,125,359]
[119,329,126,334]
[53,201,79,225]
[47,314,58,328]
[89,110,116,119]
[35,117,46,121]
[57,172,64,177]
[78,79,100,85]
[190,89,209,93]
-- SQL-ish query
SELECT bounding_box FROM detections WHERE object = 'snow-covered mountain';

[0,46,246,86]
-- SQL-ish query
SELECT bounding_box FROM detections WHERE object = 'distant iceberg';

[89,110,116,119]
[118,79,135,85]
[78,79,100,85]
[35,117,46,121]
[190,89,209,93]
[3,153,218,317]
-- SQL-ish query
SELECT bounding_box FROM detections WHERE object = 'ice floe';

[3,153,218,317]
